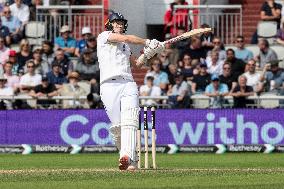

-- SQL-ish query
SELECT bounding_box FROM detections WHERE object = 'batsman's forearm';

[124,35,147,45]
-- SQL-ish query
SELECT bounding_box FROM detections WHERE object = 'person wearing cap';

[1,5,22,43]
[59,71,88,109]
[205,74,229,108]
[55,25,76,56]
[0,74,14,109]
[7,49,19,75]
[29,75,58,108]
[19,60,42,94]
[139,75,161,106]
[259,59,284,93]
[167,71,190,108]
[0,36,10,64]
[46,61,67,89]
[191,63,211,94]
[74,48,99,94]
[74,27,92,57]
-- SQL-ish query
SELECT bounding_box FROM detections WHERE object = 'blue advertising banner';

[0,109,284,145]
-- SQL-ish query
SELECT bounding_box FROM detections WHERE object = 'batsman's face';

[112,20,124,34]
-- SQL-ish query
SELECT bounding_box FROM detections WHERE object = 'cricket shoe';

[118,155,137,171]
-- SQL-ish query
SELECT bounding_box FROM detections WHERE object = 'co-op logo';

[60,115,112,145]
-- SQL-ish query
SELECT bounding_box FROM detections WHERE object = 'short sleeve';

[97,31,112,45]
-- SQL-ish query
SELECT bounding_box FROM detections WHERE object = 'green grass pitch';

[0,153,284,189]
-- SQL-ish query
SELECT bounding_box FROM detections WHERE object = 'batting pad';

[120,126,137,162]
[109,124,121,150]
[120,107,140,128]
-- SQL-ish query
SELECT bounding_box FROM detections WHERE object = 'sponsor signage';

[0,109,284,145]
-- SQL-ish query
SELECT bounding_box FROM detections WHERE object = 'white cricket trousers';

[100,77,139,161]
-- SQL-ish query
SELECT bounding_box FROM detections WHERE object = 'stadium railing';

[35,5,104,41]
[1,94,284,109]
[173,4,242,44]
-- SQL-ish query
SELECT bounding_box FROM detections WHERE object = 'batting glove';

[143,46,156,59]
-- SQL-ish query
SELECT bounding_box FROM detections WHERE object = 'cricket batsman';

[97,12,164,170]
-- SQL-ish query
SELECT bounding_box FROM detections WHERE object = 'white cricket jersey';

[97,31,134,84]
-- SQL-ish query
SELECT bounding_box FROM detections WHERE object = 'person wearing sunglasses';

[234,35,253,62]
[0,5,22,43]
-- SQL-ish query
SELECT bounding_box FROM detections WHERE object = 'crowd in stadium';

[0,0,283,110]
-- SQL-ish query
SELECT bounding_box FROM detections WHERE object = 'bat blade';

[165,27,212,44]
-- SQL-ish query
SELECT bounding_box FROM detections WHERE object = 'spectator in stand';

[167,63,178,87]
[75,26,92,57]
[180,53,194,82]
[0,19,11,45]
[8,0,32,6]
[256,38,278,68]
[9,0,30,26]
[243,59,263,93]
[230,75,255,108]
[206,37,226,61]
[17,39,33,70]
[191,63,211,94]
[29,75,58,109]
[219,61,238,93]
[158,52,171,73]
[206,50,224,76]
[259,60,284,93]
[261,0,282,29]
[234,35,253,62]
[226,48,246,78]
[0,75,14,109]
[55,25,76,57]
[83,35,97,60]
[163,0,190,37]
[175,26,190,57]
[3,61,20,92]
[52,48,73,76]
[1,5,22,43]
[0,36,10,64]
[24,49,49,75]
[59,71,89,109]
[159,34,179,71]
[46,62,67,89]
[167,71,190,109]
[74,48,99,94]
[8,50,19,74]
[276,22,284,45]
[204,74,229,108]
[139,75,161,107]
[29,0,43,21]
[42,40,55,67]
[251,0,282,43]
[19,60,42,94]
[200,23,215,53]
[144,57,169,95]
[181,36,207,61]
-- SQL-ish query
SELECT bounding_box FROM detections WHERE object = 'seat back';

[257,21,278,38]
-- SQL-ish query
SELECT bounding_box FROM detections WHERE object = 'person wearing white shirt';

[206,50,224,76]
[0,75,14,109]
[243,59,263,93]
[9,0,30,25]
[19,60,42,93]
[139,75,161,106]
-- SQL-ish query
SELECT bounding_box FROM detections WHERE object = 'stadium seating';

[259,93,280,108]
[25,21,46,46]
[257,21,278,44]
